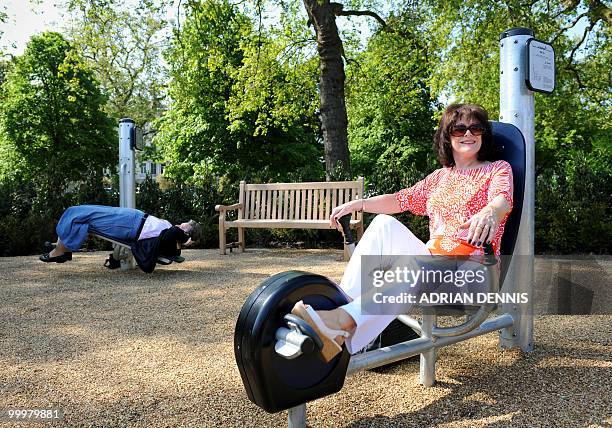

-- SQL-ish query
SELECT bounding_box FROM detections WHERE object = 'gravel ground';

[0,249,610,427]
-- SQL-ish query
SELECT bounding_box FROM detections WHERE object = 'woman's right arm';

[330,170,439,229]
[329,194,400,229]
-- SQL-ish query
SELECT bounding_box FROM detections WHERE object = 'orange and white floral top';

[395,160,513,257]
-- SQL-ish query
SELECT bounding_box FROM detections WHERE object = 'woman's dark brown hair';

[433,103,496,167]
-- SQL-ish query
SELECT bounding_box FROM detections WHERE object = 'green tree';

[0,32,115,213]
[64,0,167,126]
[417,0,611,253]
[421,0,610,119]
[155,0,252,183]
[346,11,439,191]
[344,10,439,240]
[155,0,323,185]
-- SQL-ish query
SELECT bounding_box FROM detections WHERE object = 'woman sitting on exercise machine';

[291,103,514,362]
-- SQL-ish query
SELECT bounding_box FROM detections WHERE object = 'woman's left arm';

[460,161,514,246]
[459,195,512,246]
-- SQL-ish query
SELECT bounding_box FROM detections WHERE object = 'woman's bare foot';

[316,308,356,346]
[291,302,352,362]
[49,239,69,257]
[49,248,64,257]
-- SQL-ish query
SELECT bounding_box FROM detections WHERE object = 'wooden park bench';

[215,178,364,258]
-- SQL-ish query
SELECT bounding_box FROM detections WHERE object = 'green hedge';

[1,159,610,257]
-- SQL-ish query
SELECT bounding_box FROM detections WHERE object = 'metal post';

[419,314,436,386]
[118,118,137,269]
[119,118,136,209]
[288,404,306,428]
[499,28,535,352]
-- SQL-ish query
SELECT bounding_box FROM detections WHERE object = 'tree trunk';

[303,0,350,180]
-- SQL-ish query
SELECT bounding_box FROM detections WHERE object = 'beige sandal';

[291,301,349,362]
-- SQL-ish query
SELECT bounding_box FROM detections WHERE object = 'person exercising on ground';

[40,205,201,272]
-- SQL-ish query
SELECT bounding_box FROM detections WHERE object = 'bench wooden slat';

[227,219,362,229]
[238,181,245,220]
[250,190,256,219]
[320,189,325,220]
[323,189,327,219]
[260,190,265,219]
[310,189,314,219]
[260,190,270,219]
[271,190,277,219]
[246,181,360,191]
[261,190,266,219]
[251,190,257,220]
[282,190,288,220]
[259,190,266,220]
[331,188,337,215]
[244,188,251,219]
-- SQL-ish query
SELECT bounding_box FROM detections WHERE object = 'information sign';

[526,39,555,93]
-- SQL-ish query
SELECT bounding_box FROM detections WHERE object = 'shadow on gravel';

[0,250,344,365]
[346,343,611,428]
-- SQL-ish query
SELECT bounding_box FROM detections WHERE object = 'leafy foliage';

[536,146,611,254]
[413,0,611,253]
[154,0,323,184]
[0,32,116,254]
[64,0,167,126]
[0,1,609,255]
[0,32,115,215]
[346,12,439,191]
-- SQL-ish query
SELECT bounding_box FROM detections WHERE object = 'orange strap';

[428,237,494,256]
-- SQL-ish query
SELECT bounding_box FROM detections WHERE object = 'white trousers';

[339,214,431,354]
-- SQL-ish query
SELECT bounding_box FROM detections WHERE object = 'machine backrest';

[491,122,526,285]
[490,121,526,258]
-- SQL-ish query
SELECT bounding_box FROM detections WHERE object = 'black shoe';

[39,252,72,263]
[43,241,56,253]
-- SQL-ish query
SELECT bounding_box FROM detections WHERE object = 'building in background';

[136,159,165,183]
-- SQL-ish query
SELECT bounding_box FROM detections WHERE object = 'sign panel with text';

[526,39,555,93]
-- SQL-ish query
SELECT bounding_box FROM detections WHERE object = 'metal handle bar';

[338,213,355,258]
[430,243,499,337]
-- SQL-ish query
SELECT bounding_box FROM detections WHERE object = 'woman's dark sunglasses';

[450,124,486,137]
